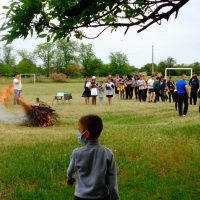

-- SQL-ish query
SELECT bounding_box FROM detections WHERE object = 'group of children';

[81,73,200,106]
[82,76,114,105]
[66,74,200,200]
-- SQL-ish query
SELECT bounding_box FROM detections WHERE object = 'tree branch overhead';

[0,0,190,43]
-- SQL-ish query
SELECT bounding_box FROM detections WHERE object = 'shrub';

[49,73,66,82]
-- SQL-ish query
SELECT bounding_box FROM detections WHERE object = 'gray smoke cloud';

[0,103,26,124]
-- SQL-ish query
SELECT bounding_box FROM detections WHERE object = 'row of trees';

[139,57,200,76]
[0,39,135,78]
[0,39,199,78]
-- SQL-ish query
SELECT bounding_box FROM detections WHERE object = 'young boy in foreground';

[67,114,120,200]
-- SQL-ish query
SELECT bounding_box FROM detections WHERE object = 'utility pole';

[152,45,154,75]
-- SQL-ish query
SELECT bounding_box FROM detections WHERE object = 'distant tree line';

[0,39,199,78]
[0,39,136,78]
[139,57,200,76]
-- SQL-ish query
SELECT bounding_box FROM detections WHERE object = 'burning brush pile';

[22,102,59,127]
[1,85,59,127]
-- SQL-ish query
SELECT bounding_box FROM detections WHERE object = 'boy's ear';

[85,130,90,138]
[83,130,90,139]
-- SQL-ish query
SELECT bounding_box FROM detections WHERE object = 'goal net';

[20,74,36,84]
[165,68,193,80]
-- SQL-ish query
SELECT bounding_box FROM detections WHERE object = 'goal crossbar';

[20,74,36,84]
[165,68,193,80]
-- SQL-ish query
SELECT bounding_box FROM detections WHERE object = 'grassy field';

[0,78,200,200]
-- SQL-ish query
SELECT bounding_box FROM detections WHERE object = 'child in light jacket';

[98,81,104,106]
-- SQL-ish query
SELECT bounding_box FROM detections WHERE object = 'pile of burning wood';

[22,102,59,127]
[1,85,59,127]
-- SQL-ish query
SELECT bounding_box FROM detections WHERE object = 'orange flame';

[1,85,14,106]
[1,85,58,127]
[0,85,32,112]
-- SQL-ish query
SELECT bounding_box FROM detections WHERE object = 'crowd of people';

[81,72,200,116]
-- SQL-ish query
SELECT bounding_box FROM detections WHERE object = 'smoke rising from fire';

[0,85,26,124]
[1,85,59,127]
[0,103,25,124]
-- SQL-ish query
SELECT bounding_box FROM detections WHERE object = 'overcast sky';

[0,0,199,68]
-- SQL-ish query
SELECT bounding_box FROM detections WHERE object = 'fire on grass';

[0,85,59,127]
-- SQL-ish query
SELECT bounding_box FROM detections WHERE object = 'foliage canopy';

[0,0,189,43]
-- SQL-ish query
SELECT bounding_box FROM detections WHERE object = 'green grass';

[0,81,200,200]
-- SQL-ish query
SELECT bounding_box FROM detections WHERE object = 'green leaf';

[10,2,20,8]
[0,25,13,31]
[50,23,57,28]
[30,28,33,37]
[2,6,9,9]
[38,34,47,38]
[47,35,50,42]
[6,10,11,18]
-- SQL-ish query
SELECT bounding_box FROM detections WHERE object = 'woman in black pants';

[134,75,139,100]
[124,74,133,99]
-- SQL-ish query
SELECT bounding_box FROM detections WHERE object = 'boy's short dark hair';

[79,115,103,139]
[156,77,160,80]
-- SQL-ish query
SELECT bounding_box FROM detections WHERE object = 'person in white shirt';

[147,75,155,102]
[13,74,22,105]
[90,76,98,105]
[82,77,91,105]
[106,78,114,105]
[137,75,146,102]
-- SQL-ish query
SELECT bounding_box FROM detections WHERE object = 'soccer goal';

[164,68,193,80]
[20,74,36,84]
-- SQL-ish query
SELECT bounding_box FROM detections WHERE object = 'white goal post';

[165,68,193,80]
[20,74,36,84]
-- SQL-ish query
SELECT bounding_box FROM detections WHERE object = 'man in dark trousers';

[153,77,161,103]
[189,72,199,85]
[176,74,190,116]
[189,74,199,105]
[160,76,167,102]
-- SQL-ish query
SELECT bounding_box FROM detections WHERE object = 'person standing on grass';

[142,75,148,101]
[98,81,104,106]
[160,76,167,102]
[113,74,120,98]
[137,75,146,102]
[167,76,175,103]
[189,72,199,86]
[134,75,139,101]
[90,76,98,105]
[82,77,91,105]
[153,77,161,103]
[13,74,22,105]
[117,76,125,99]
[176,74,190,116]
[147,75,155,102]
[67,114,120,200]
[189,76,199,105]
[130,75,135,99]
[124,74,133,100]
[106,77,114,105]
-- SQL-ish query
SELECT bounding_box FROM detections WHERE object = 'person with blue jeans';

[176,74,190,116]
[13,74,22,105]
